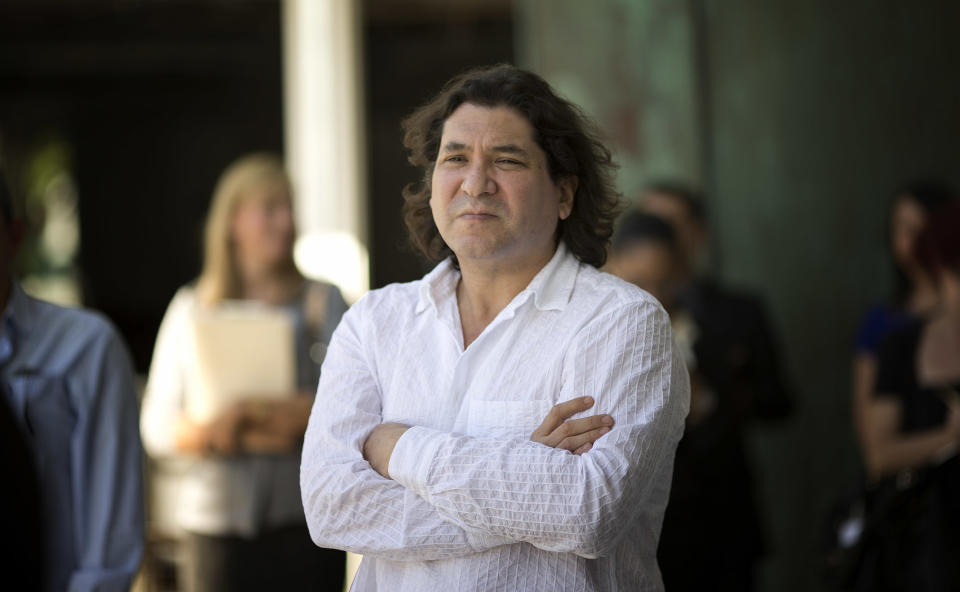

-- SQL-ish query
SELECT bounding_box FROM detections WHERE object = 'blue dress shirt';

[0,281,144,592]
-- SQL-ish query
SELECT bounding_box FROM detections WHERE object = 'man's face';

[430,103,574,269]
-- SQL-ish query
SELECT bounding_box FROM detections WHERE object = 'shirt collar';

[415,241,580,315]
[415,258,458,315]
[523,241,579,312]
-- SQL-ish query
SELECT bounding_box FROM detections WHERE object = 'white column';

[283,0,369,302]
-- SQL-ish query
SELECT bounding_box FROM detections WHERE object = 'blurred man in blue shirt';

[0,168,143,591]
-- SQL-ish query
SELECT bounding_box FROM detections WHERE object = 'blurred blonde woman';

[141,153,346,591]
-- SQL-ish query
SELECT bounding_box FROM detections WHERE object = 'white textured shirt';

[301,243,689,591]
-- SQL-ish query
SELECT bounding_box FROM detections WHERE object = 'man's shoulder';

[348,275,429,321]
[573,264,664,314]
[26,295,114,335]
[18,292,126,359]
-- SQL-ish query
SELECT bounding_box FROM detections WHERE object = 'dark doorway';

[0,0,516,369]
[0,0,284,372]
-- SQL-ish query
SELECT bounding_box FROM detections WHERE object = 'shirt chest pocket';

[466,399,554,439]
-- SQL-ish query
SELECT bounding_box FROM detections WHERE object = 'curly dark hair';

[401,64,621,268]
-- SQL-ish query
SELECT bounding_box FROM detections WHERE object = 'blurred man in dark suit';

[633,182,793,592]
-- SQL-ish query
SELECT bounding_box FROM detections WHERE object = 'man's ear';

[557,176,577,220]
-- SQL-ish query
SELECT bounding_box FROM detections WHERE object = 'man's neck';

[456,248,555,348]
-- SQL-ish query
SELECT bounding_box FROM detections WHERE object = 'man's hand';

[363,422,411,478]
[530,396,614,454]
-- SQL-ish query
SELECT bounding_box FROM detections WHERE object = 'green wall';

[516,0,703,197]
[517,1,960,590]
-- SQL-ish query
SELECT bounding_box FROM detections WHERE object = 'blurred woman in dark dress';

[852,182,955,453]
[862,201,960,591]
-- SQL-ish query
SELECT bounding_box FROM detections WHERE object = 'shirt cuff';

[388,425,444,499]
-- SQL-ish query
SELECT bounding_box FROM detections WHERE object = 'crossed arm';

[300,302,688,561]
[363,396,614,479]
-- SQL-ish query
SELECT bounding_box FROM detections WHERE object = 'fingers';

[529,398,616,454]
[530,415,613,452]
[557,425,611,453]
[560,414,614,438]
[537,413,614,448]
[531,396,595,439]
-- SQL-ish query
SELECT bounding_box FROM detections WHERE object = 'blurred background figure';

[636,182,711,277]
[628,182,792,591]
[606,207,702,417]
[852,182,957,454]
[0,166,143,591]
[636,182,792,418]
[854,201,960,592]
[140,154,347,592]
[0,167,45,592]
[607,209,699,409]
[607,210,681,308]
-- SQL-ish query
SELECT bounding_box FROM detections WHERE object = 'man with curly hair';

[301,64,689,591]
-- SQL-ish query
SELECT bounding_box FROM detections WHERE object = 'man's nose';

[460,162,497,197]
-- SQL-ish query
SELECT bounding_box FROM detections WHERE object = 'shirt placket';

[448,294,530,432]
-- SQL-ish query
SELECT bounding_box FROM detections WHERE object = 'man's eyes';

[438,155,526,167]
